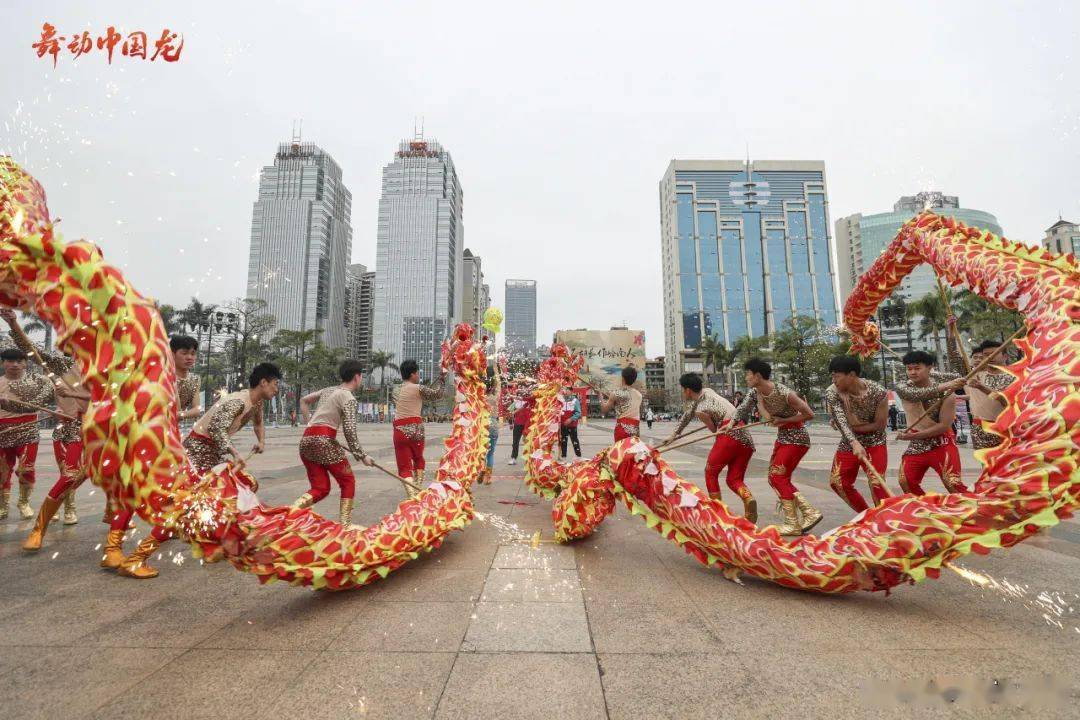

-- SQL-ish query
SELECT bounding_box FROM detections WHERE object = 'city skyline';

[2,2,1076,359]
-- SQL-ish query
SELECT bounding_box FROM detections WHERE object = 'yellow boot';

[736,486,758,524]
[118,537,160,579]
[23,495,63,551]
[101,529,126,569]
[794,492,823,534]
[63,490,78,525]
[0,488,9,520]
[291,492,315,510]
[772,499,802,536]
[17,483,34,519]
[339,497,364,530]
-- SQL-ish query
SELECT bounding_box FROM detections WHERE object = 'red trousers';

[300,426,356,502]
[900,437,966,495]
[393,417,425,478]
[47,439,85,500]
[614,418,640,442]
[766,442,808,500]
[829,444,889,513]
[109,506,172,541]
[0,442,38,490]
[705,435,753,496]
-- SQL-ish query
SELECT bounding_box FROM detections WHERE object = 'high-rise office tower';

[246,139,353,348]
[461,249,488,335]
[345,263,375,370]
[371,136,464,380]
[505,279,537,358]
[659,159,838,391]
[835,191,1002,354]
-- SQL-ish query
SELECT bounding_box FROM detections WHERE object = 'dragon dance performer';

[600,366,643,442]
[666,373,757,522]
[824,356,890,513]
[104,362,281,579]
[1,311,92,549]
[0,340,52,521]
[99,335,203,562]
[391,359,444,495]
[965,340,1015,450]
[291,360,373,525]
[735,358,821,535]
[894,350,968,495]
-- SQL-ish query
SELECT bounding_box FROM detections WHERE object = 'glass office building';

[835,192,1002,354]
[505,279,537,358]
[659,160,839,393]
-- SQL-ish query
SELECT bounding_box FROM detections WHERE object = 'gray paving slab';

[435,652,607,720]
[267,651,456,719]
[328,600,473,653]
[0,646,186,720]
[90,648,318,720]
[480,567,582,602]
[462,600,592,653]
[0,422,1077,718]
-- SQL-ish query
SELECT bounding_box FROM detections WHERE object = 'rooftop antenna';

[414,116,425,141]
[291,119,303,144]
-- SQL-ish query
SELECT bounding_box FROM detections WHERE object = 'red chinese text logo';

[33,23,184,67]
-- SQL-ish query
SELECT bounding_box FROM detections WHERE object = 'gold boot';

[794,492,823,534]
[736,486,758,524]
[339,497,353,525]
[101,496,114,525]
[409,468,425,498]
[339,497,364,530]
[0,488,9,520]
[63,490,78,525]
[101,529,126,569]
[17,483,34,519]
[772,499,802,536]
[291,492,315,510]
[22,495,63,551]
[118,537,160,579]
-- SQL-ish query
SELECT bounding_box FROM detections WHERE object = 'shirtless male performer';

[665,373,757,522]
[824,355,890,513]
[735,358,821,535]
[1,310,92,549]
[392,360,444,496]
[600,366,643,442]
[292,359,374,525]
[894,350,968,495]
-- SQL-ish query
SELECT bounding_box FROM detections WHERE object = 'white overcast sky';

[3,1,1077,356]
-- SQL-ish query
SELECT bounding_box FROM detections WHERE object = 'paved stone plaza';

[1,420,1077,719]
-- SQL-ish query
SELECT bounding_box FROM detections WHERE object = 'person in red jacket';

[559,386,582,458]
[508,390,534,466]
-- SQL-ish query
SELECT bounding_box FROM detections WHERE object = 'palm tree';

[369,350,398,389]
[907,293,947,361]
[156,302,180,335]
[697,334,735,392]
[19,311,52,351]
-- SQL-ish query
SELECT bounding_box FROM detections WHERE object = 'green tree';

[369,350,399,389]
[270,329,322,415]
[907,293,948,362]
[697,334,736,391]
[771,316,831,404]
[18,311,52,351]
[221,297,276,388]
[731,334,771,371]
[156,302,180,336]
[954,289,1024,344]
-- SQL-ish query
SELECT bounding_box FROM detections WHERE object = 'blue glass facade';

[671,164,837,349]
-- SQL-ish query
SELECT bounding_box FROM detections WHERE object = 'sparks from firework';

[947,563,1078,632]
